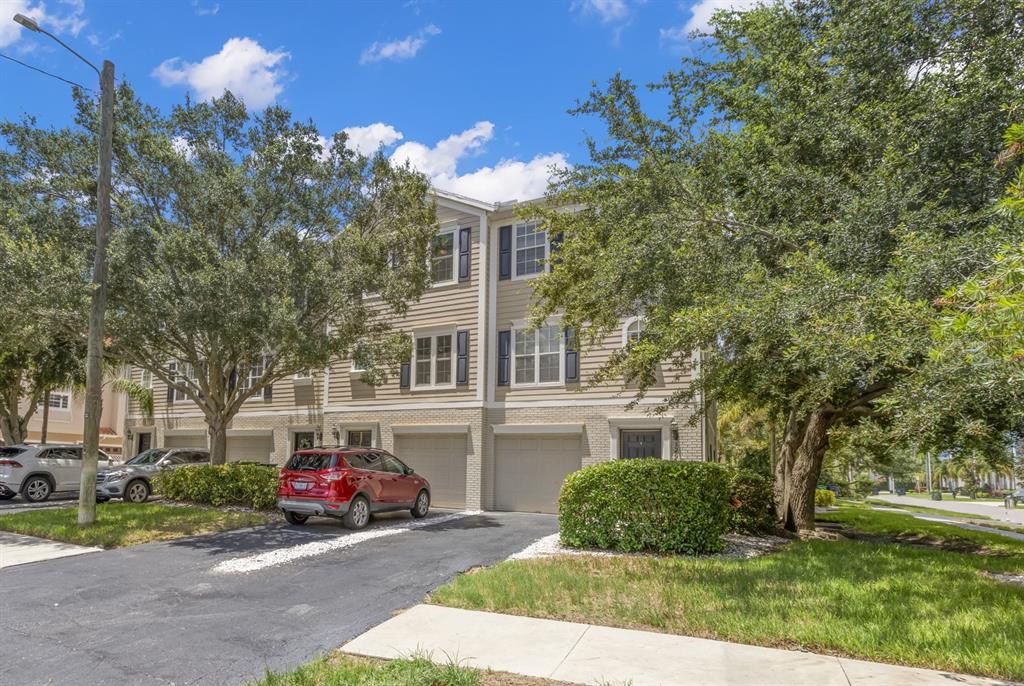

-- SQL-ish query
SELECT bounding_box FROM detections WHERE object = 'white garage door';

[494,435,583,514]
[227,435,275,464]
[393,435,467,509]
[163,434,206,450]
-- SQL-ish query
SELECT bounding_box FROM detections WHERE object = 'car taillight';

[0,459,22,468]
[323,472,347,481]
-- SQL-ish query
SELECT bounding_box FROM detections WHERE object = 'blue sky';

[1,0,745,202]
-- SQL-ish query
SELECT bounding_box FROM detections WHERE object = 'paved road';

[872,494,1024,525]
[0,493,81,515]
[1,510,557,686]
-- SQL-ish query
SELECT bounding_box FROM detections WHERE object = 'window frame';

[41,390,71,411]
[429,225,458,288]
[512,221,549,280]
[410,327,457,391]
[622,316,645,347]
[510,319,564,387]
[168,361,195,403]
[241,355,271,401]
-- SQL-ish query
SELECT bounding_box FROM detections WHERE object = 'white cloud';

[573,0,631,24]
[389,121,568,203]
[360,24,440,64]
[341,123,405,156]
[191,0,219,16]
[1,0,87,49]
[673,0,765,36]
[152,37,289,110]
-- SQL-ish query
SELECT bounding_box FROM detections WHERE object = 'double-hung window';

[169,361,194,403]
[42,391,71,410]
[514,222,547,278]
[241,356,269,399]
[513,323,562,385]
[412,331,454,389]
[430,228,456,285]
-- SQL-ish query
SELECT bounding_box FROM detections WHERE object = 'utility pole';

[11,14,114,525]
[78,60,114,525]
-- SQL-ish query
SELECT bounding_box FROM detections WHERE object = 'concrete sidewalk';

[345,604,1015,686]
[0,531,101,569]
[874,494,1024,525]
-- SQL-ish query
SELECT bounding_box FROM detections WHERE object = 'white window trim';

[140,369,153,389]
[350,343,368,374]
[168,361,196,403]
[241,355,271,402]
[510,318,564,387]
[511,221,550,281]
[429,224,459,288]
[622,316,645,347]
[411,327,457,391]
[41,390,72,412]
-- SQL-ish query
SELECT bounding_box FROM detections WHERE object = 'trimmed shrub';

[153,463,279,510]
[729,470,775,534]
[559,459,732,554]
[814,488,837,507]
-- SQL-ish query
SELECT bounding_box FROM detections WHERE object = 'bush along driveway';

[430,504,1024,681]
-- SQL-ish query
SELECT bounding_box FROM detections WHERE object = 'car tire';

[411,489,430,518]
[96,496,111,503]
[343,495,371,530]
[22,476,52,503]
[124,479,150,504]
[284,511,308,525]
[0,491,16,500]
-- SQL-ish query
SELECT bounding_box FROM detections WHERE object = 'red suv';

[277,448,431,529]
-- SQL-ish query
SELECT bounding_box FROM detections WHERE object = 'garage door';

[494,435,582,514]
[393,435,467,509]
[227,435,275,464]
[163,434,206,450]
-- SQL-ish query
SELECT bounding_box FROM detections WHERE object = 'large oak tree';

[526,0,1024,530]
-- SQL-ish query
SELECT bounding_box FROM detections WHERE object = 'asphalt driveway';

[1,510,557,686]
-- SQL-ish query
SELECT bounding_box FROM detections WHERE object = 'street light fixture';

[11,12,114,526]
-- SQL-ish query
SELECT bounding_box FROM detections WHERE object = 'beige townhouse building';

[121,190,715,513]
[22,384,128,456]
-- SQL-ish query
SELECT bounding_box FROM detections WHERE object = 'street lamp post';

[13,13,114,526]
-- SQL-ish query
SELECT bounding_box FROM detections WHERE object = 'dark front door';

[293,431,316,452]
[620,430,663,459]
[137,432,152,455]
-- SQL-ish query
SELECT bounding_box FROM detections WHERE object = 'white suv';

[0,444,116,502]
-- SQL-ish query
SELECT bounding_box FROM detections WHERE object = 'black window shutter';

[228,367,237,393]
[166,362,176,404]
[498,225,512,280]
[399,362,411,389]
[549,231,565,269]
[565,327,579,382]
[497,330,511,386]
[456,330,470,385]
[263,380,273,401]
[458,227,472,282]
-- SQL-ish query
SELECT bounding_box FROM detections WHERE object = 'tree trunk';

[208,420,227,465]
[0,409,28,445]
[41,389,50,443]
[774,407,834,532]
[789,409,833,531]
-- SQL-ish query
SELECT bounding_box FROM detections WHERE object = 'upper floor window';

[514,323,562,385]
[241,356,270,400]
[41,391,71,410]
[351,343,369,373]
[515,222,547,278]
[430,228,456,285]
[168,361,195,403]
[140,369,153,389]
[413,331,454,389]
[623,317,645,346]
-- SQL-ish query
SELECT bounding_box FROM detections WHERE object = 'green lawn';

[0,502,269,548]
[430,506,1024,681]
[250,653,568,686]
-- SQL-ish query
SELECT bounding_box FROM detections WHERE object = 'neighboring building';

[121,190,716,513]
[22,384,128,457]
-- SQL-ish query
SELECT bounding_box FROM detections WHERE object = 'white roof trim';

[430,188,495,212]
[391,423,470,435]
[492,423,585,435]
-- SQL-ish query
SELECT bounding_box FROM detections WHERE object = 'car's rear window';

[0,447,26,456]
[285,453,335,471]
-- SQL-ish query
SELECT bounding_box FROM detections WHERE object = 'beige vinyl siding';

[144,367,327,418]
[492,212,692,402]
[327,220,482,406]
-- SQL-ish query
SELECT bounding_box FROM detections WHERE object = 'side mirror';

[405,466,415,475]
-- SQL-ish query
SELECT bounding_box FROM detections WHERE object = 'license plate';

[293,482,310,491]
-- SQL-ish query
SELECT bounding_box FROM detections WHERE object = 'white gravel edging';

[213,511,480,574]
[508,532,788,562]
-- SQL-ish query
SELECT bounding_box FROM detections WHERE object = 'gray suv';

[0,444,117,502]
[96,448,210,503]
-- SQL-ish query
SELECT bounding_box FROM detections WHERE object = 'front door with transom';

[293,431,316,452]
[136,431,153,456]
[620,430,663,459]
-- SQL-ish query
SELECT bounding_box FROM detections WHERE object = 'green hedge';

[559,459,732,554]
[153,463,279,510]
[729,470,775,534]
